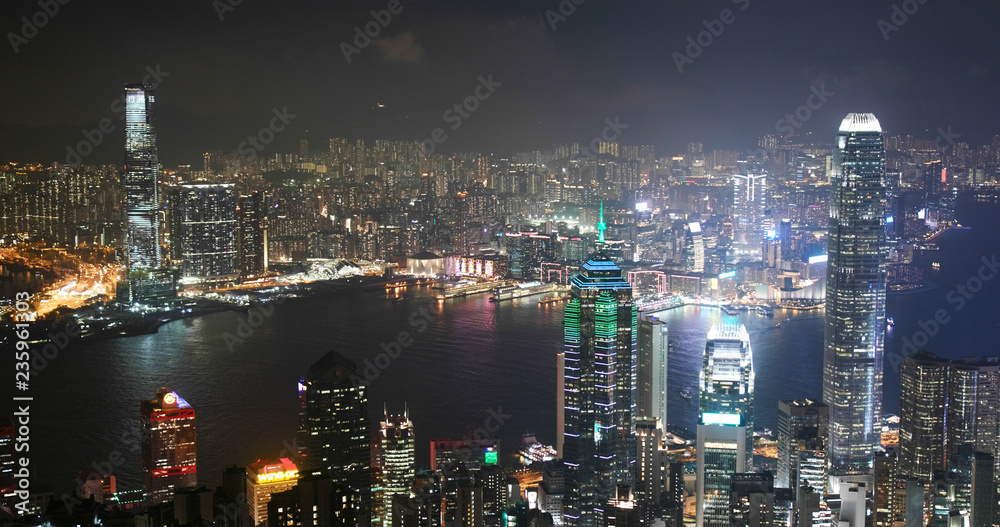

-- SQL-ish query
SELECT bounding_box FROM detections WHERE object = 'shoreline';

[8,275,438,347]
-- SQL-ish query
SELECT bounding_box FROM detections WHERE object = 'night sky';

[2,0,998,166]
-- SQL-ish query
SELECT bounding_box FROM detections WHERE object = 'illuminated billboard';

[808,254,828,264]
[257,470,298,484]
[702,412,742,426]
[718,271,736,279]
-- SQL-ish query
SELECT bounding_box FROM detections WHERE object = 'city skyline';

[4,2,1000,526]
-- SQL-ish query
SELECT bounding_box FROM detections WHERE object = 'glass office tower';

[561,253,637,527]
[696,323,754,527]
[141,388,196,505]
[822,113,888,476]
[124,84,161,269]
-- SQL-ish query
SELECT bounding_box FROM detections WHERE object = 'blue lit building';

[123,84,161,269]
[560,253,637,527]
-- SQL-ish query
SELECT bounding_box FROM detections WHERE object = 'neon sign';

[257,470,299,484]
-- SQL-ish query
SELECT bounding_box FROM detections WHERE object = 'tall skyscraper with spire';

[822,112,888,477]
[560,253,637,527]
[124,84,162,269]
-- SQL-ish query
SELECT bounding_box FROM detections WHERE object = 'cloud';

[375,31,426,63]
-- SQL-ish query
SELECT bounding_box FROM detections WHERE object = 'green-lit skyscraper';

[822,112,888,476]
[560,253,637,527]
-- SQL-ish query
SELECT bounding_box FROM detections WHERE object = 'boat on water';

[490,282,561,302]
[391,296,406,304]
[756,305,774,317]
[679,389,691,400]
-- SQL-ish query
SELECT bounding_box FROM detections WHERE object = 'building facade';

[636,315,668,430]
[822,112,888,476]
[561,253,637,527]
[696,323,754,527]
[247,457,301,527]
[377,407,415,526]
[175,183,238,281]
[123,84,162,269]
[299,351,370,523]
[141,388,196,504]
[776,399,828,489]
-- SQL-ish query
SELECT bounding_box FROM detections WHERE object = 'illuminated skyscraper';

[238,192,268,278]
[377,407,415,526]
[696,323,753,527]
[247,457,301,527]
[683,222,704,273]
[141,388,196,504]
[946,357,1000,466]
[822,112,888,476]
[898,352,948,488]
[633,417,663,516]
[124,84,161,269]
[636,315,668,429]
[732,161,766,248]
[176,183,238,280]
[300,351,370,523]
[561,253,637,527]
[776,399,828,489]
